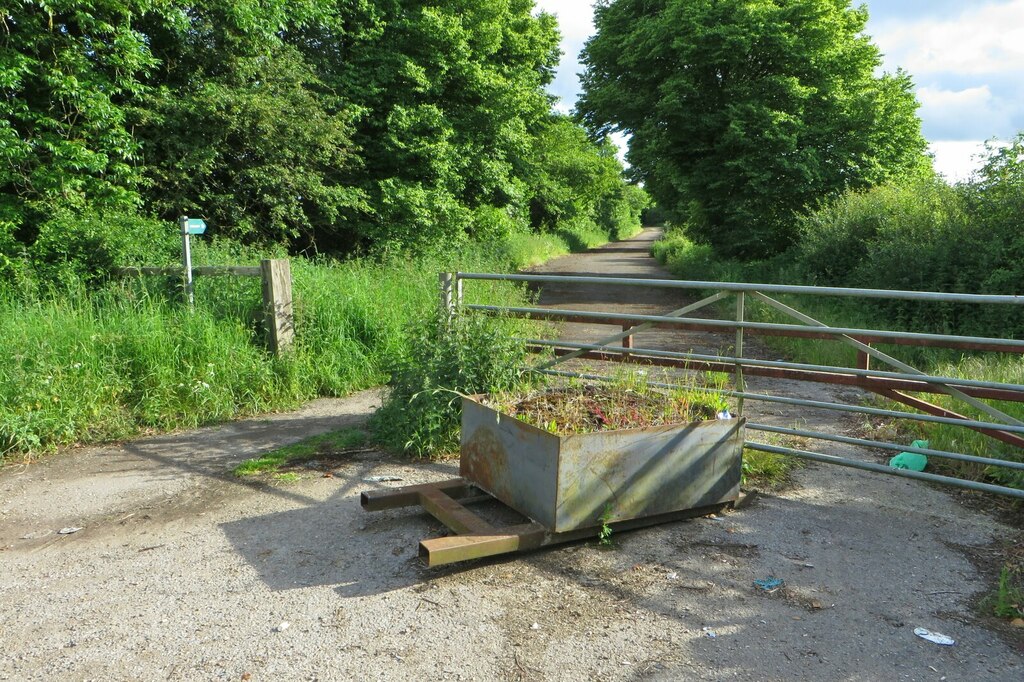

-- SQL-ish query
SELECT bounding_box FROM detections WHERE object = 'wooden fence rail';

[115,259,294,355]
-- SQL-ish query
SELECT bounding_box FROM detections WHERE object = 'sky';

[533,0,1024,182]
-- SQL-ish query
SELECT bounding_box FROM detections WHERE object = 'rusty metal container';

[460,395,745,533]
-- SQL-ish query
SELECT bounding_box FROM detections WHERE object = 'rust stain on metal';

[459,425,511,501]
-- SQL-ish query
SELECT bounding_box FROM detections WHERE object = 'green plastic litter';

[889,440,929,471]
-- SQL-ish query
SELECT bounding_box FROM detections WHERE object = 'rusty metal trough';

[361,395,746,566]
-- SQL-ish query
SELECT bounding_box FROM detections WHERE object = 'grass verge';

[1,218,639,462]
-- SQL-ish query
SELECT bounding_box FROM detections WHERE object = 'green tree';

[579,0,931,259]
[527,115,647,238]
[2,1,644,267]
[304,0,562,253]
[135,1,366,248]
[1,1,154,236]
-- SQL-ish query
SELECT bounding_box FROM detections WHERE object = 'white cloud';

[916,85,1014,140]
[534,0,595,43]
[534,0,597,107]
[873,1,1024,75]
[928,140,998,183]
[918,85,993,110]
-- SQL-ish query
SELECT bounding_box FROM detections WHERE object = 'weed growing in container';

[489,374,729,436]
[370,311,534,457]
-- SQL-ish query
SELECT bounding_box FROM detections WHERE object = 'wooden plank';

[419,488,495,534]
[194,266,261,277]
[115,266,261,277]
[261,259,294,355]
[360,479,473,512]
[418,530,543,567]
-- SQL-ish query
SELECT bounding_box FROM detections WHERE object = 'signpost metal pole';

[178,215,206,307]
[179,215,194,307]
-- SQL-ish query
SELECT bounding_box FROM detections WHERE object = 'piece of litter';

[716,410,733,420]
[803,563,814,569]
[363,476,403,483]
[810,600,823,610]
[890,440,929,471]
[701,627,717,639]
[1010,617,1024,628]
[914,627,954,646]
[275,622,290,633]
[753,577,784,592]
[58,527,83,535]
[666,572,679,580]
[530,622,540,630]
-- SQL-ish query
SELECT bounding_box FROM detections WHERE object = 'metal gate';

[444,271,1024,500]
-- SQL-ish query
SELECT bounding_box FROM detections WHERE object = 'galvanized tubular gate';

[451,272,1024,501]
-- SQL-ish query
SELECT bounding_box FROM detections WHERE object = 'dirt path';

[1,230,1020,681]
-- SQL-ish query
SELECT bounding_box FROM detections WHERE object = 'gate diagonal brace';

[361,478,746,567]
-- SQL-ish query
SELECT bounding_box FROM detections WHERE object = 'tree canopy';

[2,1,645,270]
[579,0,931,259]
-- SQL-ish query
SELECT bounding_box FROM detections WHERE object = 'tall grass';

[0,218,634,460]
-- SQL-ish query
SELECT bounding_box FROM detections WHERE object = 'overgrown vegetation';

[2,1,646,267]
[489,382,725,435]
[0,2,649,461]
[0,236,582,460]
[652,135,1024,493]
[369,312,536,458]
[982,564,1024,620]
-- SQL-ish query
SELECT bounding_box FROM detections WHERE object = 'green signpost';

[178,215,206,305]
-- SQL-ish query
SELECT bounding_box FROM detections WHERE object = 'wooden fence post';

[262,259,294,355]
[439,272,455,324]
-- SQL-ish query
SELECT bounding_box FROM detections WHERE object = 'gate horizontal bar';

[745,442,1024,500]
[537,369,1024,434]
[746,423,1024,472]
[458,272,1024,306]
[524,312,1022,353]
[470,304,1024,351]
[526,340,1024,394]
[530,346,1024,403]
[116,265,262,277]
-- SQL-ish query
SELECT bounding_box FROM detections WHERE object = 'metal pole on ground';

[735,292,745,417]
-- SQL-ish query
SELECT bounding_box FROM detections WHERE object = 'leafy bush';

[650,230,727,281]
[793,137,1024,337]
[29,210,181,288]
[370,312,533,457]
